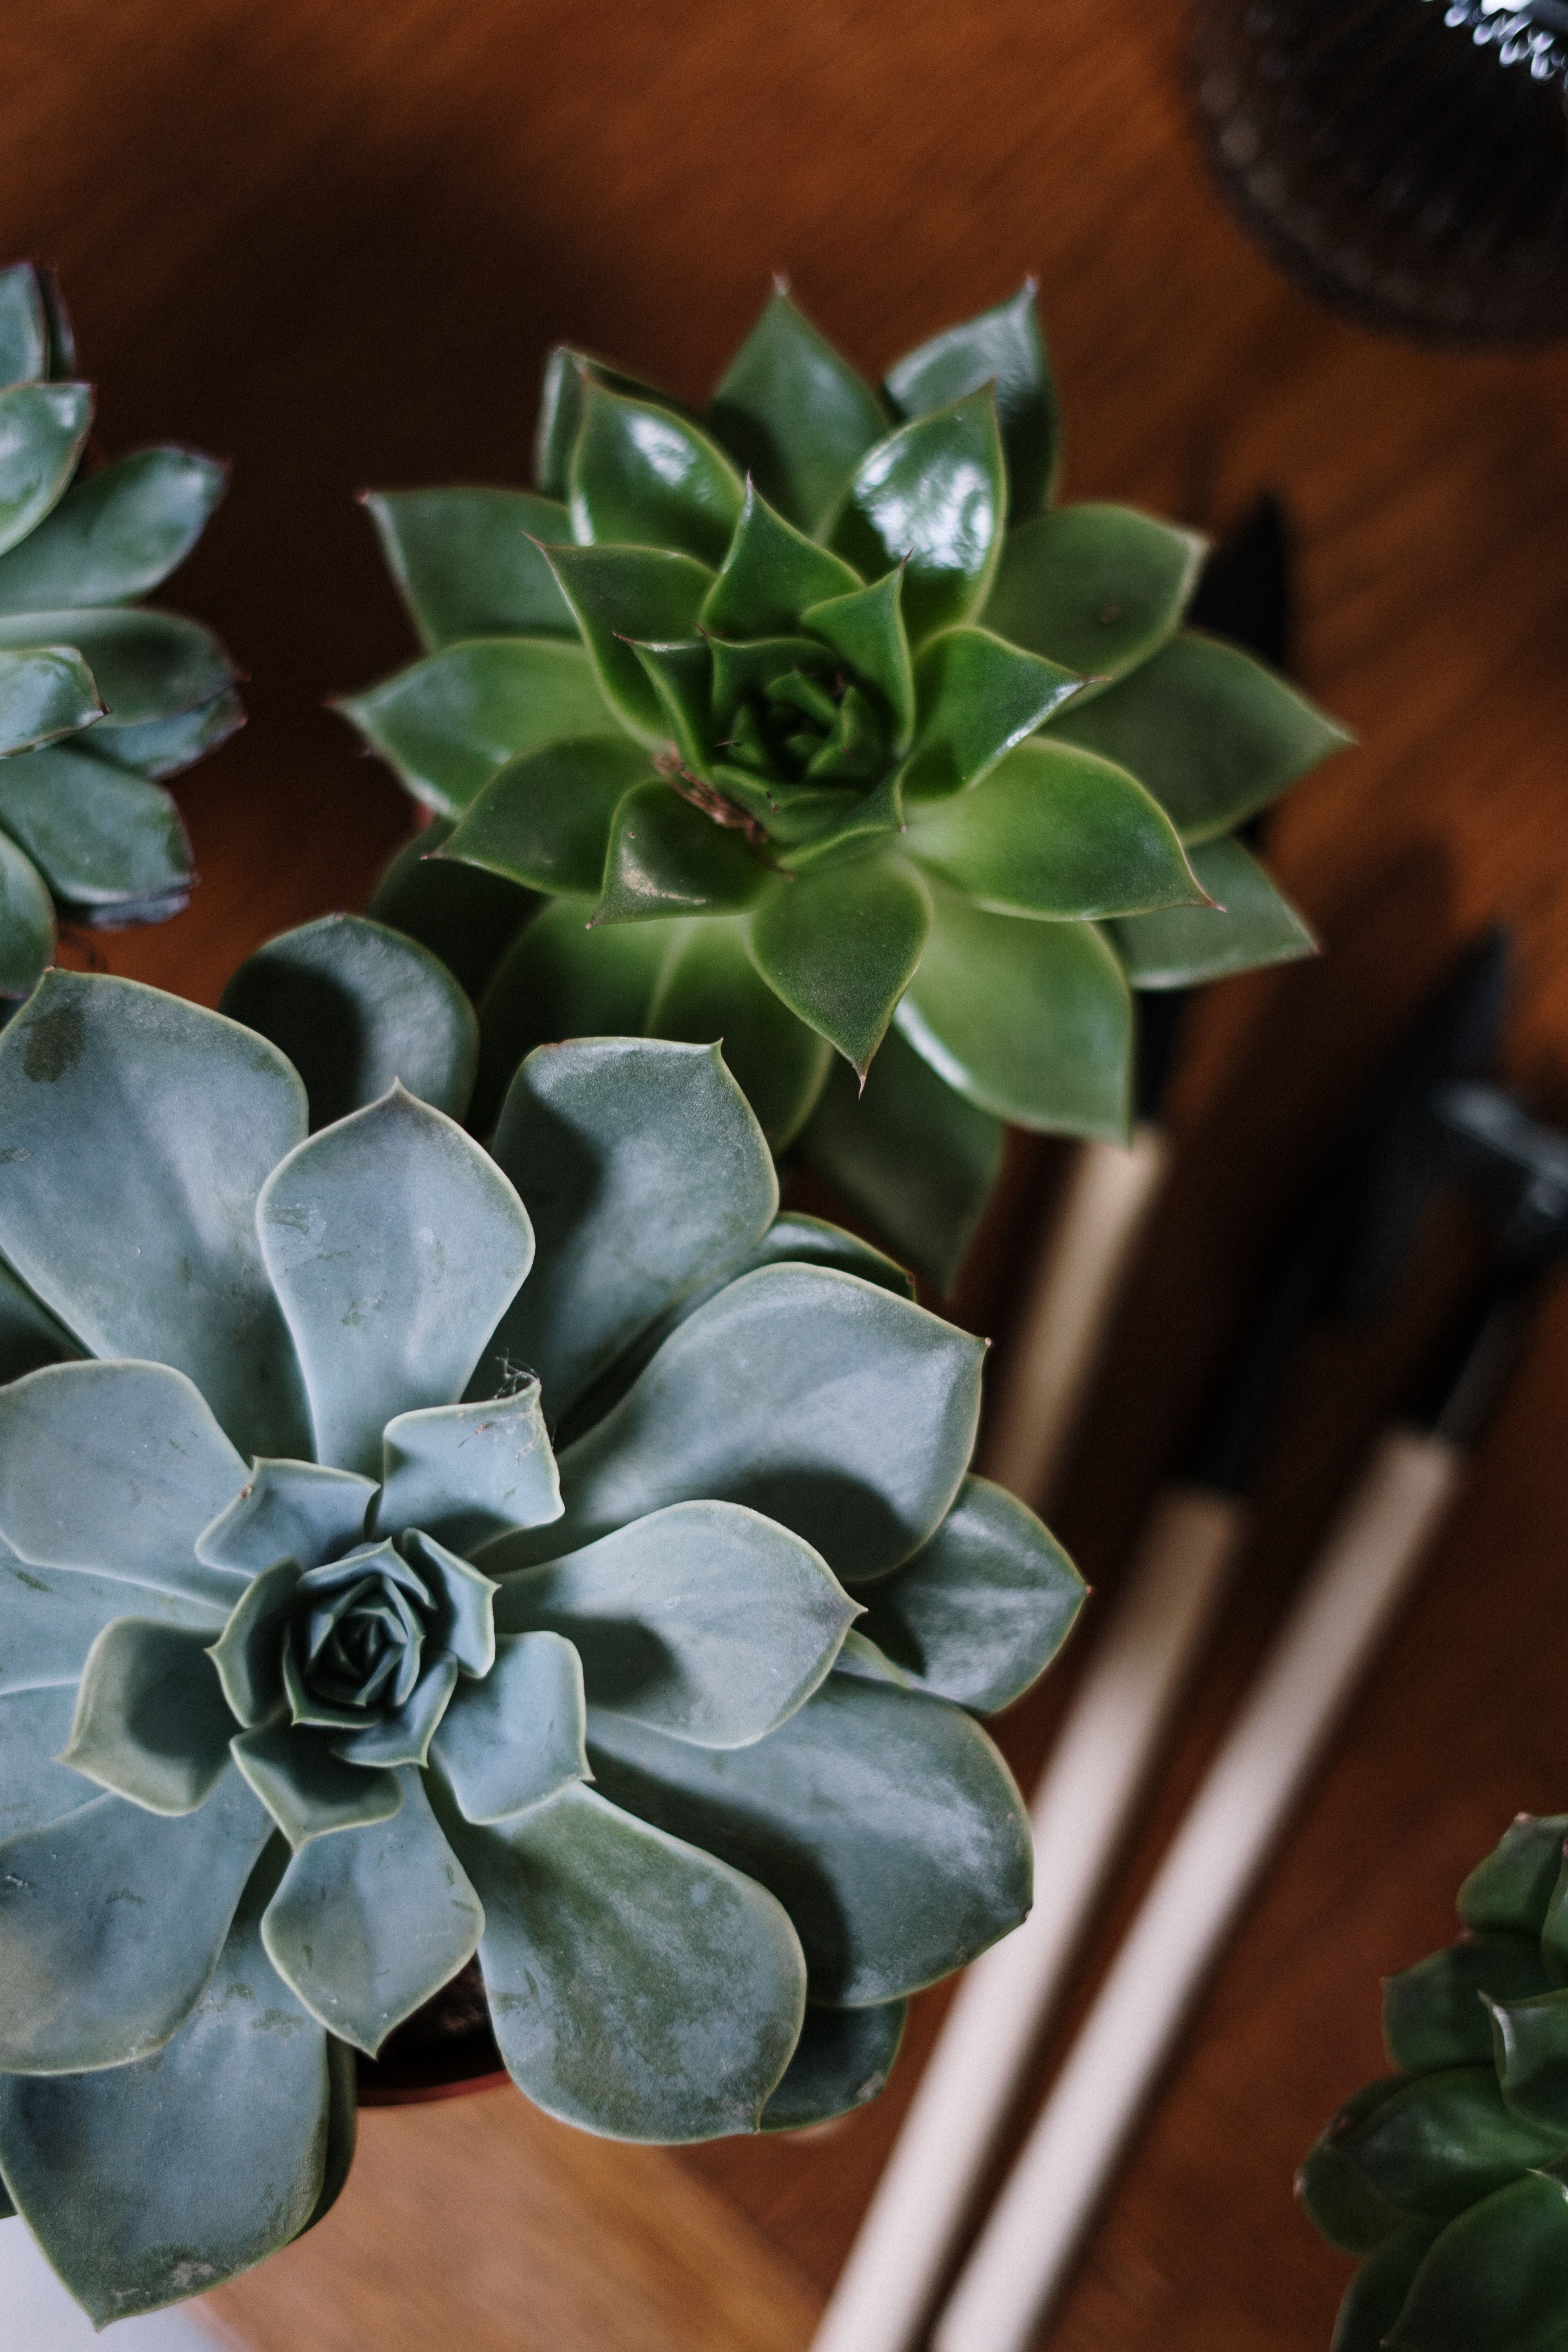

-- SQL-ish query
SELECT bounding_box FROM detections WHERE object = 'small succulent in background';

[0,940,1081,2321]
[341,281,1342,1281]
[1299,1813,1568,2351]
[0,263,241,1009]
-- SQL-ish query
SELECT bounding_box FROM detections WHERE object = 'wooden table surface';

[9,4,1568,2346]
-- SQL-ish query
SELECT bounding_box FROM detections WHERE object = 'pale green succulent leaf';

[747,852,930,1073]
[80,683,244,780]
[261,1768,483,2055]
[541,543,713,746]
[593,780,769,924]
[451,1777,806,2139]
[540,1262,983,1582]
[0,1555,220,1698]
[0,1361,249,1609]
[1488,1987,1568,2135]
[904,626,1084,801]
[257,1085,534,1476]
[332,1647,459,1769]
[644,915,832,1153]
[760,1997,907,2131]
[1337,2066,1568,2223]
[60,1619,237,1815]
[0,973,310,1458]
[0,265,49,388]
[481,1034,776,1421]
[197,1460,376,1581]
[1383,1936,1550,2076]
[905,737,1202,918]
[884,283,1060,519]
[0,1684,98,1838]
[376,1391,562,1555]
[0,383,92,559]
[0,1856,333,2327]
[430,1628,587,1824]
[368,815,538,1003]
[0,447,228,613]
[399,1530,498,1676]
[728,1210,914,1300]
[0,1765,272,2071]
[495,1500,856,1748]
[570,379,745,568]
[363,486,575,650]
[472,899,668,1136]
[0,742,192,910]
[1386,2175,1568,2352]
[982,503,1206,682]
[898,893,1132,1138]
[1110,832,1317,987]
[588,1670,1030,2002]
[708,287,888,534]
[208,1559,305,1727]
[232,1719,405,1847]
[0,607,235,728]
[440,733,649,898]
[798,568,915,749]
[1048,631,1352,842]
[220,913,479,1130]
[828,389,1006,644]
[535,349,695,501]
[1323,2222,1444,2352]
[700,479,861,637]
[336,637,613,818]
[0,645,101,755]
[1459,1816,1568,1939]
[0,829,54,1004]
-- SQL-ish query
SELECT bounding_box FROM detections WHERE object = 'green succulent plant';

[0,263,241,1007]
[341,281,1342,1281]
[1299,1813,1568,2351]
[0,942,1082,2322]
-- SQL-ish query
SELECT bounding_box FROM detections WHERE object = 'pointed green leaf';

[700,480,861,637]
[884,284,1060,519]
[0,973,310,1458]
[707,630,834,726]
[0,828,54,1004]
[0,383,92,559]
[0,1556,220,1700]
[1388,2174,1568,2351]
[197,1460,376,1581]
[708,287,888,534]
[262,1769,482,2054]
[1337,2066,1568,2222]
[1325,2223,1444,2352]
[0,447,227,612]
[1297,2080,1415,2255]
[431,1630,587,1823]
[541,543,714,746]
[829,390,1006,644]
[1048,631,1351,841]
[748,853,931,1073]
[593,780,769,924]
[1110,832,1316,987]
[627,638,712,775]
[982,504,1206,681]
[338,637,613,817]
[570,379,744,568]
[61,1619,237,1814]
[232,1720,405,1846]
[471,897,669,1135]
[899,890,1132,1138]
[0,1684,99,1839]
[534,349,695,502]
[363,486,575,650]
[368,815,537,1002]
[760,1997,907,2131]
[1383,1936,1551,2074]
[798,569,916,748]
[220,912,479,1130]
[0,607,235,727]
[376,1391,562,1553]
[258,1086,534,1477]
[646,913,831,1151]
[452,1777,806,2138]
[0,646,101,755]
[0,265,48,388]
[1489,1986,1568,2134]
[588,1669,1031,2002]
[0,742,192,912]
[903,624,1082,800]
[78,682,244,779]
[1459,1816,1568,1938]
[744,1211,913,1298]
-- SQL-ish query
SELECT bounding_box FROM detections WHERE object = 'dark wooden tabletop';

[11,4,1568,2347]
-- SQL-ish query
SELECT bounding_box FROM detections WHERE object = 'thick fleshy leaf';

[1338,2066,1568,2221]
[338,637,612,817]
[593,782,770,924]
[471,898,668,1135]
[0,383,92,559]
[197,1459,376,1582]
[625,639,712,775]
[539,1262,984,1581]
[207,1559,305,1726]
[748,853,930,1073]
[884,284,1060,519]
[452,1777,805,2138]
[0,607,234,728]
[376,1391,561,1553]
[588,1669,1031,2002]
[0,1684,98,1838]
[220,913,479,1129]
[258,1086,534,1476]
[1111,831,1316,987]
[1297,2079,1414,2254]
[0,265,49,388]
[799,569,915,749]
[0,828,54,1004]
[481,1035,776,1420]
[1383,1936,1551,2074]
[232,1719,404,1846]
[1048,631,1351,842]
[645,915,832,1152]
[850,1475,1085,1714]
[79,682,245,780]
[708,287,888,534]
[368,815,536,1004]
[898,890,1132,1138]
[1459,1816,1568,1939]
[0,645,101,755]
[906,737,1202,918]
[261,1769,483,2054]
[0,1764,272,2069]
[1388,2174,1568,2351]
[363,486,575,650]
[570,380,744,568]
[0,742,192,911]
[1488,1986,1568,2133]
[733,1211,914,1299]
[540,543,713,746]
[496,1501,855,1746]
[60,1619,237,1813]
[0,447,227,613]
[430,1629,587,1823]
[0,1555,219,1698]
[534,349,695,501]
[0,1855,334,2326]
[760,1998,907,2131]
[982,503,1205,682]
[0,973,310,1457]
[903,625,1082,800]
[701,480,861,638]
[0,1361,249,1609]
[828,390,1005,644]
[440,733,649,896]
[1327,2224,1444,2352]
[328,1648,460,1769]
[400,1530,498,1675]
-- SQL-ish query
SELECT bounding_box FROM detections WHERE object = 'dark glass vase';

[1191,0,1568,341]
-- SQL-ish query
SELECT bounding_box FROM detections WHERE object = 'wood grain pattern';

[5,2,1568,2346]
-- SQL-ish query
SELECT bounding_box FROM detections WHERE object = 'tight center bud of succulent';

[723,666,887,790]
[288,1543,432,1721]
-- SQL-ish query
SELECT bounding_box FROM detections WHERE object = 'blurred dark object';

[1188,493,1292,673]
[1191,0,1568,343]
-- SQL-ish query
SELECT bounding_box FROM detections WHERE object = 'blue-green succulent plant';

[0,950,1082,2321]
